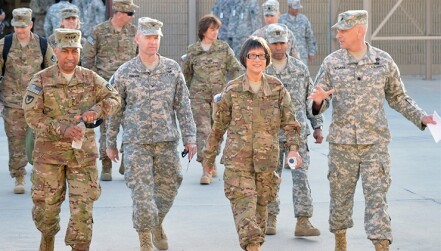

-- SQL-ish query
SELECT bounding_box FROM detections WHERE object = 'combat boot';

[246,243,260,251]
[100,157,112,181]
[39,234,54,251]
[373,240,390,251]
[14,175,25,194]
[152,224,168,250]
[295,217,320,236]
[138,230,153,251]
[200,170,212,185]
[211,164,218,178]
[265,214,277,235]
[334,230,347,251]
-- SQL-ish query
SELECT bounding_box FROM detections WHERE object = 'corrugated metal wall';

[135,0,440,76]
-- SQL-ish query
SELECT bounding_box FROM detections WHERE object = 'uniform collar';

[240,74,273,96]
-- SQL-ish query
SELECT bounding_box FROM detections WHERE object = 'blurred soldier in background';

[44,0,79,37]
[48,7,86,49]
[72,0,106,39]
[29,0,55,37]
[211,0,231,43]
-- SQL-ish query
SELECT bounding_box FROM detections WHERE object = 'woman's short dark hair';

[239,36,272,68]
[198,14,221,41]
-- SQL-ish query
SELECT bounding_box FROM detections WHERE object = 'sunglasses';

[124,11,135,16]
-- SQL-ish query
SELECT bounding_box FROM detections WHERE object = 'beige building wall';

[135,0,440,76]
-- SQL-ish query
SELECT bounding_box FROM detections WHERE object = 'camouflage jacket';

[211,0,231,42]
[22,65,121,165]
[107,55,196,149]
[82,19,137,80]
[0,33,56,109]
[227,0,262,39]
[72,0,106,39]
[252,24,300,59]
[182,40,243,100]
[30,0,56,14]
[314,43,427,144]
[279,13,317,63]
[203,74,301,172]
[266,55,323,141]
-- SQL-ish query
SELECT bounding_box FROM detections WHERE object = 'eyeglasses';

[124,11,135,16]
[246,53,269,60]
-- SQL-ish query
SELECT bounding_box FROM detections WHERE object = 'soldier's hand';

[313,128,324,144]
[308,85,335,104]
[286,150,302,169]
[64,125,84,141]
[81,111,99,123]
[184,143,197,161]
[421,114,436,126]
[106,148,119,162]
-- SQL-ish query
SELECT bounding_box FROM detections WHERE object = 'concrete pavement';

[0,75,440,251]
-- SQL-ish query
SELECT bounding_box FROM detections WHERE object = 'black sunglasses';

[124,11,135,16]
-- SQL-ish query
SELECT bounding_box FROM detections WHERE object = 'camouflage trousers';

[224,167,279,250]
[268,141,313,217]
[124,142,183,230]
[2,107,28,177]
[328,143,392,242]
[31,160,101,248]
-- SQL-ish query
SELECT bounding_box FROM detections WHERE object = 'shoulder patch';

[27,84,43,95]
[87,36,95,45]
[51,55,56,62]
[24,95,35,105]
[180,54,187,62]
[213,93,222,103]
[106,83,113,91]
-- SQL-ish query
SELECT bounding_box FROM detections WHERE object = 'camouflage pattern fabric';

[265,55,323,217]
[252,24,300,59]
[30,0,56,36]
[0,33,55,177]
[211,0,232,42]
[72,0,106,39]
[106,55,196,230]
[279,13,317,65]
[44,1,79,37]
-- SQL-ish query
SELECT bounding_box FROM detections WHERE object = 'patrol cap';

[332,10,368,30]
[11,8,32,27]
[138,17,163,36]
[288,0,303,9]
[60,6,79,20]
[113,0,139,12]
[54,28,83,49]
[262,0,279,16]
[266,23,288,44]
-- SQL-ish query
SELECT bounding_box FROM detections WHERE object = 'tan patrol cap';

[60,6,80,20]
[54,28,83,49]
[262,0,279,16]
[332,10,368,30]
[266,23,288,44]
[138,17,163,36]
[11,8,32,27]
[113,0,139,12]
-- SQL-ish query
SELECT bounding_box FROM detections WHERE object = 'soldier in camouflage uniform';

[48,7,86,50]
[227,0,262,57]
[182,14,242,185]
[29,0,55,37]
[83,0,138,181]
[252,0,300,60]
[309,10,436,251]
[106,17,196,251]
[72,0,106,39]
[211,0,231,43]
[44,0,79,37]
[203,36,302,251]
[279,0,317,66]
[0,8,56,194]
[263,23,323,237]
[23,28,120,251]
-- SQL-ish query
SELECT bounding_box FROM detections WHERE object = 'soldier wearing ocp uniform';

[0,8,56,194]
[44,0,79,37]
[23,28,120,251]
[48,7,86,50]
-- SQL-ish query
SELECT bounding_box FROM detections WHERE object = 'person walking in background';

[44,0,79,37]
[211,0,231,43]
[72,0,106,39]
[279,0,317,66]
[29,0,55,37]
[47,7,86,50]
[82,0,138,181]
[203,36,302,251]
[264,23,322,237]
[0,8,56,194]
[106,17,196,251]
[309,10,436,251]
[23,28,120,251]
[182,14,242,185]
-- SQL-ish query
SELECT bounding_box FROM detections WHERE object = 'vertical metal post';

[425,0,433,80]
[188,0,197,45]
[363,0,372,43]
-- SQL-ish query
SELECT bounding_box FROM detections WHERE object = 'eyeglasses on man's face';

[246,53,269,60]
[124,11,135,16]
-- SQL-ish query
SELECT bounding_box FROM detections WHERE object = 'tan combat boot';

[335,230,347,251]
[295,217,320,236]
[265,214,277,235]
[100,157,112,181]
[246,243,260,251]
[211,164,218,178]
[138,230,153,251]
[374,240,390,251]
[14,176,25,194]
[152,224,168,250]
[39,234,54,251]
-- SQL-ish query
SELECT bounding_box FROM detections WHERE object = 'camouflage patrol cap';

[332,10,368,30]
[113,0,139,12]
[266,23,288,44]
[287,0,303,9]
[54,28,83,49]
[262,0,279,16]
[11,8,32,27]
[60,6,79,20]
[138,17,163,36]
